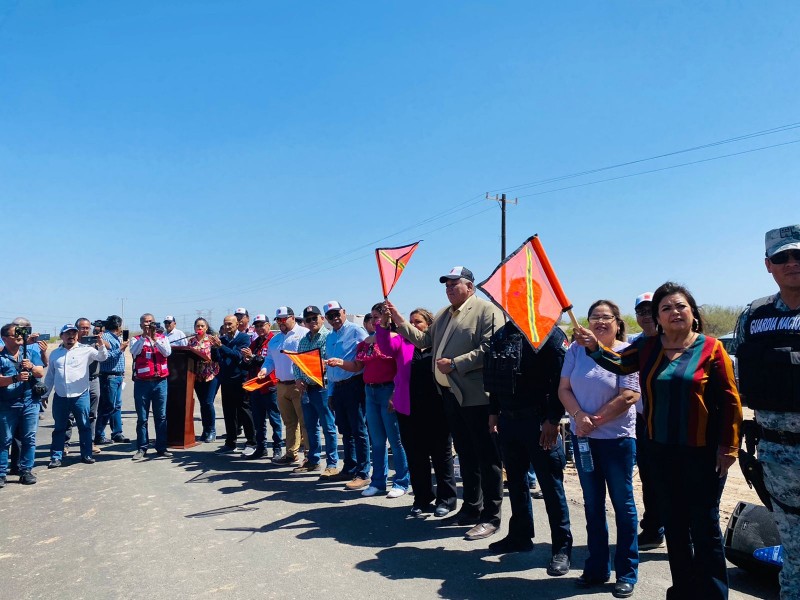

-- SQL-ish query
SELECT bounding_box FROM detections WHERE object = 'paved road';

[1,384,779,599]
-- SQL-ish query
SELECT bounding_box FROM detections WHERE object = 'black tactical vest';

[737,295,800,412]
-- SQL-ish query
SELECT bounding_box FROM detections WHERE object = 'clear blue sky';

[1,1,797,334]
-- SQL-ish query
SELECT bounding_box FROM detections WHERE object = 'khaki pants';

[277,382,307,457]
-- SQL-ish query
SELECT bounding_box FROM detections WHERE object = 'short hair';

[363,314,373,323]
[140,313,154,323]
[106,315,123,331]
[75,317,91,327]
[12,317,31,327]
[587,299,626,341]
[1,323,16,337]
[652,281,704,333]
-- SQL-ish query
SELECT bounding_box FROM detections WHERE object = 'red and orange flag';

[375,241,420,298]
[477,235,572,351]
[281,348,324,387]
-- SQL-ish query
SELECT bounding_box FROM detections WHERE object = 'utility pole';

[486,193,518,260]
[120,297,127,328]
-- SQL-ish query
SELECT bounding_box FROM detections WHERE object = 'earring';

[692,318,700,332]
[656,323,663,334]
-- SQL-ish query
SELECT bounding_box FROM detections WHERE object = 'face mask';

[196,329,205,337]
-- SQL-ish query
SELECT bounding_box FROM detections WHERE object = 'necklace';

[662,333,698,352]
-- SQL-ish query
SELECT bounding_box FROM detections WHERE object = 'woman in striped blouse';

[574,281,742,600]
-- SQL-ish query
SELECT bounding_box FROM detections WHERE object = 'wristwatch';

[450,359,456,371]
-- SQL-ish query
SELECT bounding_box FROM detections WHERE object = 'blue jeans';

[51,391,92,460]
[0,400,39,476]
[250,388,282,452]
[365,383,409,490]
[573,435,638,584]
[331,375,370,479]
[195,377,219,435]
[134,379,168,453]
[96,374,124,439]
[301,384,338,467]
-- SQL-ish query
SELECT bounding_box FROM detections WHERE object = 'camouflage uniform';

[736,294,800,600]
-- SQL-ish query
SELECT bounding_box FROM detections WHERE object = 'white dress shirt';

[262,323,309,382]
[166,328,188,346]
[44,343,109,398]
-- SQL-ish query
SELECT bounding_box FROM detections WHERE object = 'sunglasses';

[276,317,291,323]
[326,311,342,320]
[303,316,319,323]
[769,249,800,264]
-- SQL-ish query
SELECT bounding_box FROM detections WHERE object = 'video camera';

[15,325,32,338]
[92,319,107,329]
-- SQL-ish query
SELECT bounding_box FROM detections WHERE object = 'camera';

[92,319,107,328]
[80,335,100,345]
[15,326,32,337]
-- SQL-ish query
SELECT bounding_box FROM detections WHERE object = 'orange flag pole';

[530,235,580,329]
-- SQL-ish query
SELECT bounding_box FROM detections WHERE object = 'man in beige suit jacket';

[387,266,505,542]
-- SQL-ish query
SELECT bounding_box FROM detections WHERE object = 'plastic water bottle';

[453,455,461,479]
[576,437,594,473]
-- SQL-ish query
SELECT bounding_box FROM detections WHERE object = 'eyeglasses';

[769,249,800,264]
[276,317,291,323]
[588,315,616,323]
[326,311,341,320]
[634,308,651,317]
[303,316,319,323]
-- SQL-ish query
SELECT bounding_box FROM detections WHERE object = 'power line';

[517,138,800,199]
[487,121,800,194]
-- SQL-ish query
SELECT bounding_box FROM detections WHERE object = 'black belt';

[278,380,296,385]
[306,383,323,390]
[366,381,393,388]
[761,426,800,445]
[89,375,99,381]
[100,371,125,376]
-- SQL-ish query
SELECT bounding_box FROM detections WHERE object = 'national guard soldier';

[735,224,800,600]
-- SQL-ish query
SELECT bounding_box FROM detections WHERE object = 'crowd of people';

[1,223,798,600]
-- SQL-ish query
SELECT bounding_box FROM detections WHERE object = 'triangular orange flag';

[242,376,273,392]
[477,234,572,351]
[375,241,420,298]
[281,348,324,387]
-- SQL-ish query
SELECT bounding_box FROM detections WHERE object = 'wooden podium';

[166,346,208,448]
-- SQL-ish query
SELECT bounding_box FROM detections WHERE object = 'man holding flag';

[388,266,505,541]
[293,305,339,477]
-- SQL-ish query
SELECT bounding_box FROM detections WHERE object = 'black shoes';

[19,471,37,485]
[638,531,665,550]
[111,434,130,443]
[546,553,571,576]
[48,459,62,469]
[488,535,533,553]
[613,582,635,598]
[82,457,96,465]
[434,503,452,518]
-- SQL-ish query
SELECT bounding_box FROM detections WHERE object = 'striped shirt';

[589,334,742,455]
[293,328,328,385]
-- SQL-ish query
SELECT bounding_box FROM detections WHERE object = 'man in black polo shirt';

[485,320,573,576]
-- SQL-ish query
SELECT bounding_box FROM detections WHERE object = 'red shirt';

[356,339,396,384]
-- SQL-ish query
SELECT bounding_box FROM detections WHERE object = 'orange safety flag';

[375,241,420,298]
[281,348,324,387]
[477,234,573,351]
[242,376,272,392]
